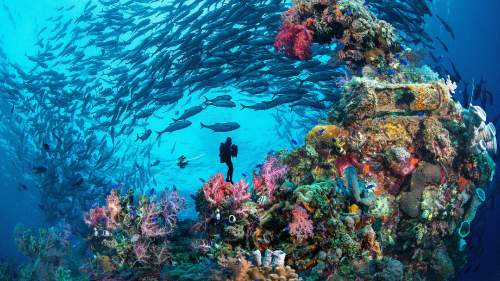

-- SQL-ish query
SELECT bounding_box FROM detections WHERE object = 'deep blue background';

[429,0,500,280]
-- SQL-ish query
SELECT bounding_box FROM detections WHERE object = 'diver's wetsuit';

[220,138,234,184]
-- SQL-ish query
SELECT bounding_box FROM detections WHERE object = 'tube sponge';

[345,166,374,206]
[458,238,467,252]
[457,221,470,238]
[464,187,485,223]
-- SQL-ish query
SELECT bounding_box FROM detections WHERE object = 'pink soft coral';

[229,179,251,205]
[275,21,314,60]
[228,178,251,216]
[133,240,150,263]
[203,173,230,207]
[84,207,107,226]
[289,205,314,242]
[256,156,288,201]
[160,189,185,232]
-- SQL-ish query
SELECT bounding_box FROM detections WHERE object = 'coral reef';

[5,1,496,281]
[83,188,185,279]
[190,1,497,280]
[11,224,83,281]
[275,0,400,70]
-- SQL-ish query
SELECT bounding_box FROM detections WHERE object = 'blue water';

[430,1,500,280]
[0,0,499,279]
[0,0,308,261]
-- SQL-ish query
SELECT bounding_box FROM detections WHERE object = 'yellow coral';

[408,84,432,111]
[311,165,329,179]
[306,125,349,145]
[407,82,449,112]
[364,48,385,64]
[380,122,406,140]
[98,255,116,272]
[349,204,360,213]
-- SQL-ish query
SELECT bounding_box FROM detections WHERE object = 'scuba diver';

[219,137,238,184]
[177,155,188,168]
[176,154,205,169]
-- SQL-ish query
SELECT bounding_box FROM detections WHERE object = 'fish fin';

[155,131,164,141]
[200,122,206,128]
[240,104,248,110]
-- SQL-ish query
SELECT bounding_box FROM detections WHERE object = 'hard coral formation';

[190,0,497,280]
[218,251,300,281]
[276,0,400,70]
[399,162,441,218]
[13,225,72,281]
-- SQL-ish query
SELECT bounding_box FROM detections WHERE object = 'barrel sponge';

[399,162,441,217]
[369,257,404,281]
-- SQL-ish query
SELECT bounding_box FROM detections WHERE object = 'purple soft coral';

[258,156,288,200]
[133,240,150,263]
[141,203,167,238]
[160,189,185,232]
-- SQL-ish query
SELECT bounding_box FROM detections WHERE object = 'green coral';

[420,186,445,220]
[370,195,393,219]
[414,223,426,244]
[55,267,73,281]
[475,152,496,184]
[293,178,336,212]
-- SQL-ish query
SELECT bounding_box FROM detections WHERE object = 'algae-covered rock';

[369,257,404,281]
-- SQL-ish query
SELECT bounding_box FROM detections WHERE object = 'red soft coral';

[289,205,314,242]
[275,21,314,60]
[84,207,107,226]
[202,173,230,207]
